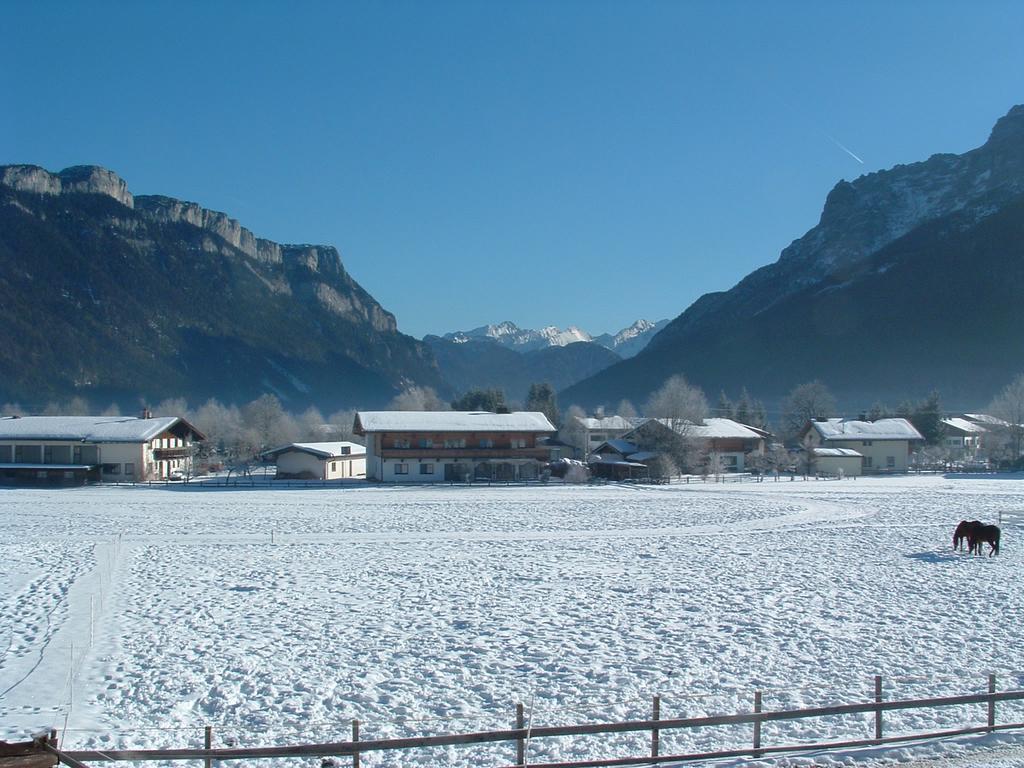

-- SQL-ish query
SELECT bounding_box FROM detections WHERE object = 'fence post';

[204,726,212,768]
[516,702,525,766]
[874,675,883,742]
[651,695,660,757]
[989,673,997,732]
[752,690,762,758]
[352,719,360,768]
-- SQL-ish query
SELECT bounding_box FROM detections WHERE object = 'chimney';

[141,407,152,420]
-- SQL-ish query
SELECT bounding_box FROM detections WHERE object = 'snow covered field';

[2,475,1024,767]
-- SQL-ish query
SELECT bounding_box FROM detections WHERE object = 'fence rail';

[52,676,1024,768]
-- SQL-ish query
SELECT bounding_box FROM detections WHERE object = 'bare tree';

[642,374,709,472]
[1,402,26,416]
[389,386,447,411]
[559,404,589,459]
[616,399,638,419]
[782,380,837,445]
[324,408,363,444]
[988,373,1024,465]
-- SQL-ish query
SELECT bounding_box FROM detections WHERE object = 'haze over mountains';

[3,105,1023,414]
[563,104,1024,411]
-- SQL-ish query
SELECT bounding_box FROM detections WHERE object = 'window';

[590,433,606,443]
[511,438,527,449]
[15,445,42,463]
[862,440,873,447]
[0,445,11,462]
[394,463,409,475]
[444,438,466,448]
[886,456,896,469]
[419,463,434,475]
[419,438,434,449]
[393,438,411,448]
[331,462,337,471]
[864,456,873,468]
[341,446,351,455]
[102,463,121,475]
[124,463,134,478]
[479,439,494,448]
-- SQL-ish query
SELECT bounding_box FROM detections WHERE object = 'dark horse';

[953,520,984,551]
[971,524,1001,557]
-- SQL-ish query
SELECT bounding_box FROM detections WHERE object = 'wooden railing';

[50,675,1024,768]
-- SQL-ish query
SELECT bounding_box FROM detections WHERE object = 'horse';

[971,524,1001,557]
[953,520,984,551]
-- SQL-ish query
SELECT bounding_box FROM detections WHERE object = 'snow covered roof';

[942,418,987,434]
[577,416,643,431]
[354,411,556,434]
[643,417,766,440]
[0,416,204,443]
[812,448,863,458]
[261,441,365,460]
[809,418,924,441]
[962,413,1009,427]
[593,439,639,456]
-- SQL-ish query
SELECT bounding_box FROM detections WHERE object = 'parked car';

[168,469,186,481]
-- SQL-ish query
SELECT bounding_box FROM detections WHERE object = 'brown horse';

[953,520,984,551]
[971,524,1001,557]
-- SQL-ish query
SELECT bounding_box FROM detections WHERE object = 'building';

[588,439,658,480]
[801,418,923,473]
[0,415,205,485]
[941,418,986,457]
[354,411,556,482]
[568,415,645,458]
[260,441,366,480]
[811,447,864,477]
[621,417,769,472]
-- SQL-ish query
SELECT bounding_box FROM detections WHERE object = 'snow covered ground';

[2,475,1024,767]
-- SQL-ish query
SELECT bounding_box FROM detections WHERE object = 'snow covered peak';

[439,319,668,357]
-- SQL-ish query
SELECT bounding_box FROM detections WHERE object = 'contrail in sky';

[827,134,864,164]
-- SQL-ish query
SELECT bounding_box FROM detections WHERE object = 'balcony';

[379,447,550,460]
[153,446,193,460]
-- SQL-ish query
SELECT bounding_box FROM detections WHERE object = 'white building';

[941,418,986,457]
[801,418,923,473]
[261,442,365,480]
[571,415,645,457]
[0,415,205,484]
[354,411,556,482]
[812,447,864,477]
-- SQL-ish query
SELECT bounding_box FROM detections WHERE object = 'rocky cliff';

[0,165,443,410]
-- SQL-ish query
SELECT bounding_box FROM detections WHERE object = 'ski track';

[1,476,1023,767]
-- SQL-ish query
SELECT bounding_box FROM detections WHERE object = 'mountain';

[441,318,667,357]
[562,105,1024,410]
[0,165,444,410]
[424,336,620,402]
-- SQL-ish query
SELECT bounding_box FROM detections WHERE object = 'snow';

[0,416,183,442]
[811,418,925,441]
[355,410,556,433]
[943,418,987,435]
[2,475,1024,767]
[260,442,365,460]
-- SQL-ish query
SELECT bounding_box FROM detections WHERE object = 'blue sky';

[3,1,1023,339]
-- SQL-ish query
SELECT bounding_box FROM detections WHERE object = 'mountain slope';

[0,165,443,410]
[425,336,620,402]
[442,318,667,357]
[562,105,1024,410]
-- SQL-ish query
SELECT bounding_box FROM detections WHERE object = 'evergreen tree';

[451,388,507,412]
[909,391,945,445]
[717,391,734,419]
[525,382,559,426]
[735,387,752,425]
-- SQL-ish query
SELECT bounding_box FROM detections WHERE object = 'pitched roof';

[809,418,924,441]
[354,411,556,434]
[577,415,645,431]
[261,441,365,460]
[0,415,203,443]
[641,417,767,440]
[812,447,863,457]
[942,418,987,435]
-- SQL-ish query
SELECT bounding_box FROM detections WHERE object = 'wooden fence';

[48,675,1024,768]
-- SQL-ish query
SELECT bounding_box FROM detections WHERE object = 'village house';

[811,447,864,477]
[941,417,986,458]
[353,411,556,482]
[618,417,769,473]
[568,415,646,458]
[0,414,205,485]
[260,441,366,480]
[801,417,923,473]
